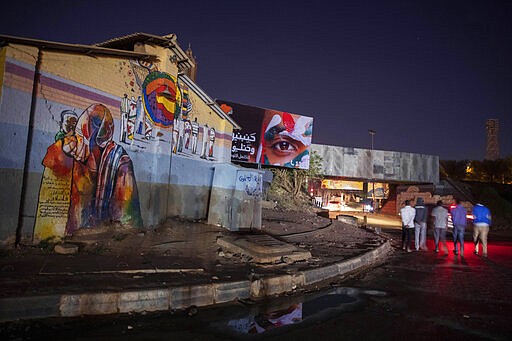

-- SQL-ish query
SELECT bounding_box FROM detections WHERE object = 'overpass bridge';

[312,144,439,184]
[310,144,439,214]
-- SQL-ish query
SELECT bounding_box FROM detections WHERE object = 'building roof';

[1,33,237,129]
[0,34,157,60]
[95,32,194,72]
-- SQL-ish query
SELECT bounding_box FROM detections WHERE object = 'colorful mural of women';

[257,112,313,169]
[34,104,142,241]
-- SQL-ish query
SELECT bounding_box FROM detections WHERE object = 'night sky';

[1,0,511,161]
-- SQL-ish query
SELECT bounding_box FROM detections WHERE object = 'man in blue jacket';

[472,203,491,257]
[450,199,467,256]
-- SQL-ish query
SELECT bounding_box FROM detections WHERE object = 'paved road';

[2,228,511,340]
[272,228,512,340]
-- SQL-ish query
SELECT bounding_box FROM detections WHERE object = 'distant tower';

[485,118,499,160]
[185,44,198,82]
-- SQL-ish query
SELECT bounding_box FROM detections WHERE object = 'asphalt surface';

[0,209,389,324]
[2,226,511,340]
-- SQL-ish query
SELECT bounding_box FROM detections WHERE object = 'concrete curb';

[0,241,391,322]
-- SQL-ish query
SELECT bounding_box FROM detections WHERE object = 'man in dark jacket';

[414,197,428,251]
[451,198,467,257]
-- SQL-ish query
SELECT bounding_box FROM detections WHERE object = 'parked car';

[361,198,374,213]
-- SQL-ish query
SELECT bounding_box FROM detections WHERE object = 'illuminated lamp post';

[368,129,376,213]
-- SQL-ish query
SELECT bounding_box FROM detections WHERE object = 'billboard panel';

[321,179,364,190]
[218,100,313,169]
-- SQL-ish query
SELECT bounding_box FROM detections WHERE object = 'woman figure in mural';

[208,127,216,158]
[183,118,192,151]
[34,111,78,242]
[200,123,209,159]
[135,95,144,136]
[257,112,313,169]
[120,94,129,142]
[62,103,142,234]
[127,96,137,140]
[191,117,200,154]
[172,114,180,153]
[177,117,185,153]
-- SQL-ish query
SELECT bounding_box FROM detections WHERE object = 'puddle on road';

[223,287,387,335]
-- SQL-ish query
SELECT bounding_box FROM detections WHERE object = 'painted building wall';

[311,144,439,184]
[0,41,235,245]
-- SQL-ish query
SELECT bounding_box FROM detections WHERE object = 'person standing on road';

[414,197,428,251]
[400,200,416,252]
[450,198,467,256]
[472,203,491,257]
[431,200,449,254]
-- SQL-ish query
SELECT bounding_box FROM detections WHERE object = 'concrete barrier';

[336,214,358,226]
[0,241,392,321]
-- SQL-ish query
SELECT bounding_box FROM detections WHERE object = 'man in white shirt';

[400,200,416,252]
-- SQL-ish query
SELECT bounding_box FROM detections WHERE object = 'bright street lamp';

[368,129,376,212]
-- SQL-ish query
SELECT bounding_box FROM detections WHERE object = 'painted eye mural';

[217,100,314,170]
[142,72,182,127]
[261,112,313,169]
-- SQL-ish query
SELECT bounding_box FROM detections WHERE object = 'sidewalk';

[0,209,392,322]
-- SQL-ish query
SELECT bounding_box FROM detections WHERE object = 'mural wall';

[116,65,226,162]
[0,42,235,244]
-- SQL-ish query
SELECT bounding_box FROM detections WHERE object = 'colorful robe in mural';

[65,104,143,234]
[95,140,142,225]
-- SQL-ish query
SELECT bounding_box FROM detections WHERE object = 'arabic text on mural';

[37,177,70,218]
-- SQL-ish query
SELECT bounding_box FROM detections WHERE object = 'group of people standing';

[400,198,491,257]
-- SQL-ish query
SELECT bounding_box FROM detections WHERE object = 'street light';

[368,129,376,212]
[368,129,376,150]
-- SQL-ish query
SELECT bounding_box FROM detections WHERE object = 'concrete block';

[170,285,214,310]
[218,234,311,264]
[253,275,294,297]
[118,289,170,313]
[60,292,119,317]
[337,258,361,274]
[0,295,61,322]
[54,243,79,255]
[213,281,251,303]
[337,214,358,226]
[291,273,305,288]
[303,264,340,285]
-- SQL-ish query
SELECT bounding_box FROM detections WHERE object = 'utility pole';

[369,129,376,150]
[368,129,376,212]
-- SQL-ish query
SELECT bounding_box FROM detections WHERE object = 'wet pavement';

[1,215,512,340]
[0,209,388,321]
